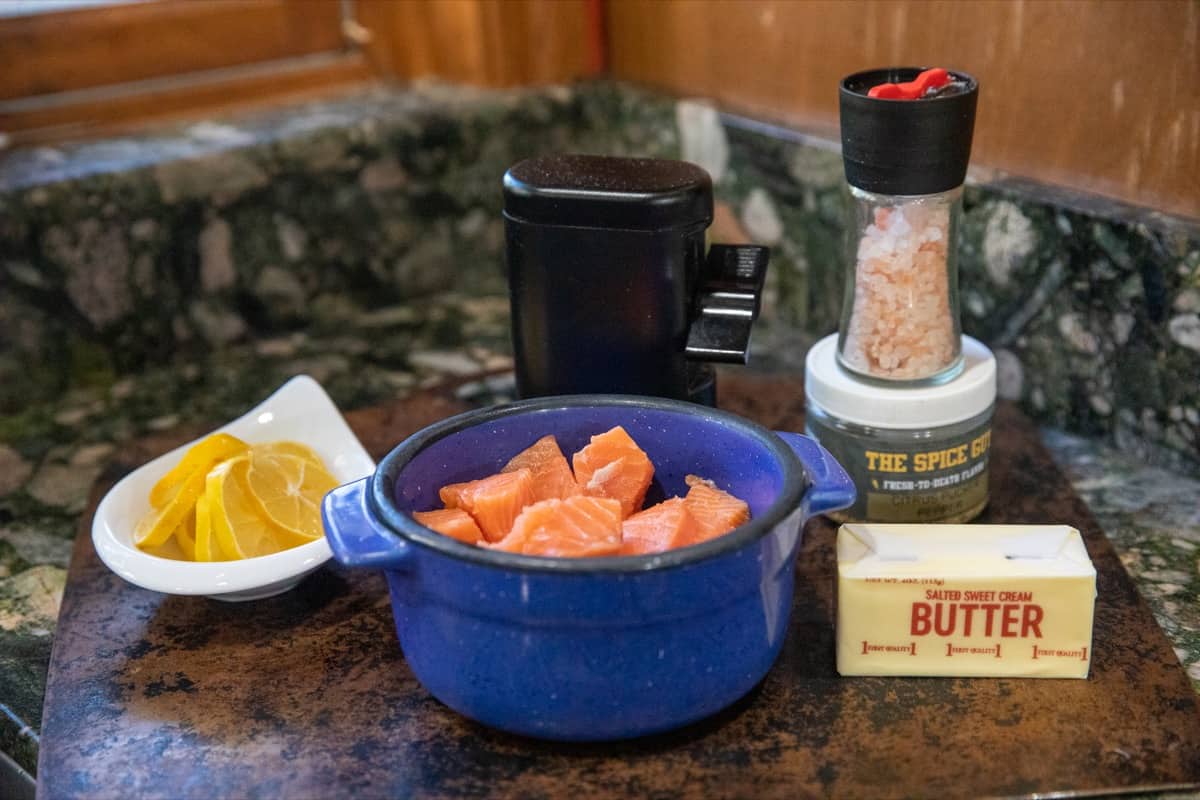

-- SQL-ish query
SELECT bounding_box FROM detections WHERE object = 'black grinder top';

[839,67,979,196]
[503,154,768,404]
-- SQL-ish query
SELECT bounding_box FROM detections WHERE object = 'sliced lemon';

[175,513,197,561]
[194,491,219,561]
[243,452,338,540]
[208,457,309,559]
[144,533,185,561]
[143,514,196,562]
[150,433,248,509]
[252,441,325,469]
[171,513,197,561]
[138,436,333,562]
[135,464,208,549]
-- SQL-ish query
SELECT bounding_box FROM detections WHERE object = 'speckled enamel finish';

[323,396,855,740]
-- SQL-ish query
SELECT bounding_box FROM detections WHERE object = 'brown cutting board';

[38,374,1200,799]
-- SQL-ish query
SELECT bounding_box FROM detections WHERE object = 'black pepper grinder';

[502,154,769,405]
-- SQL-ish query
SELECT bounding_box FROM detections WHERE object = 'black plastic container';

[839,67,979,196]
[503,154,768,404]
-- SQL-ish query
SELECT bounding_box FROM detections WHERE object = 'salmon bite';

[412,427,752,556]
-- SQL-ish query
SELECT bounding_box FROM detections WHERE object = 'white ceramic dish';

[92,375,375,601]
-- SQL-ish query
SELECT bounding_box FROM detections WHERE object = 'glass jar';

[805,334,996,523]
[837,185,964,384]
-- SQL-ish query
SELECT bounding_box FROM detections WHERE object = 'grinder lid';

[503,154,713,231]
[839,67,979,195]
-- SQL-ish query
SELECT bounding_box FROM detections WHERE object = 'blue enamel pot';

[322,395,854,741]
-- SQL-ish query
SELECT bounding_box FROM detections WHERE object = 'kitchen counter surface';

[1,308,1198,781]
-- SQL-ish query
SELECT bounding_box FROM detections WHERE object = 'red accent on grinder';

[868,68,952,100]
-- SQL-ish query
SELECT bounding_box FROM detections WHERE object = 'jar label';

[807,417,991,523]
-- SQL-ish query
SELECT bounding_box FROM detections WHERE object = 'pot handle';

[322,476,413,570]
[774,432,856,518]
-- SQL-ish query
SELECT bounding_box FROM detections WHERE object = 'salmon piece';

[413,508,484,545]
[683,474,750,542]
[491,496,622,557]
[620,497,701,555]
[502,434,581,502]
[439,468,535,542]
[571,426,654,519]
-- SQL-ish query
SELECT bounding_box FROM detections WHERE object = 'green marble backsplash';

[1,80,1197,472]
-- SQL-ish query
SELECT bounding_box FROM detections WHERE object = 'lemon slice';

[135,464,209,549]
[143,515,197,562]
[208,457,310,559]
[194,491,219,561]
[137,436,333,562]
[150,433,248,509]
[175,513,197,561]
[244,452,338,540]
[252,441,325,469]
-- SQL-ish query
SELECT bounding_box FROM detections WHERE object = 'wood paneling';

[0,53,372,144]
[356,0,595,87]
[477,0,598,85]
[0,0,346,100]
[0,0,596,145]
[607,0,1200,219]
[356,0,489,85]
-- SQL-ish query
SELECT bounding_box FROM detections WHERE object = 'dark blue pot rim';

[368,394,808,574]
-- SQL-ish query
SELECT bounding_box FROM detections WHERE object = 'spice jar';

[805,334,996,523]
[836,68,979,384]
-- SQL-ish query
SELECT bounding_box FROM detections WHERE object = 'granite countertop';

[1,309,1198,782]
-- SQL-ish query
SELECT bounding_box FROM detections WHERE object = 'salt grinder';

[837,68,978,384]
[502,154,769,405]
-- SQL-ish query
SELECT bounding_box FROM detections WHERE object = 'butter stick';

[836,524,1097,678]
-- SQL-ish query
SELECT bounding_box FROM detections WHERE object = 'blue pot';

[322,395,854,741]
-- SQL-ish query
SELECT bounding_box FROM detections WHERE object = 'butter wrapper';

[836,524,1097,678]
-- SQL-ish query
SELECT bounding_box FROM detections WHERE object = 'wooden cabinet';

[607,0,1200,218]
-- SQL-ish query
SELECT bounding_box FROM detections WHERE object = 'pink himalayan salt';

[840,202,957,380]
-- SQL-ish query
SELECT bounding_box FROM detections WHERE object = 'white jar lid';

[805,334,996,429]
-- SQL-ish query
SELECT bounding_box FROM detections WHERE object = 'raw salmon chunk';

[571,426,654,518]
[439,468,535,542]
[620,497,701,555]
[502,434,581,502]
[413,509,484,545]
[683,474,750,542]
[491,496,622,557]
